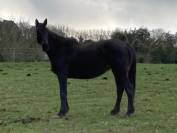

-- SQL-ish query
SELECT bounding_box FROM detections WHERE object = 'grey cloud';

[29,0,113,28]
[0,0,177,32]
[108,0,177,31]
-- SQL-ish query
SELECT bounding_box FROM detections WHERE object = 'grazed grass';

[0,62,177,133]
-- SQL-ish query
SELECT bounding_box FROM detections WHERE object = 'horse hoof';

[110,109,119,115]
[125,110,134,117]
[58,106,69,117]
[58,111,66,117]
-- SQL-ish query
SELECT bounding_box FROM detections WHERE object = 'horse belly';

[68,58,110,79]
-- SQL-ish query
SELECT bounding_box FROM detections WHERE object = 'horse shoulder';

[50,54,70,74]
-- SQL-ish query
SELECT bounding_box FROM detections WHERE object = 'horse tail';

[129,51,136,99]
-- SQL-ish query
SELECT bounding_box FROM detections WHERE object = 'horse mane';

[47,28,80,48]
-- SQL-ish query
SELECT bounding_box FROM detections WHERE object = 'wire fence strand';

[0,48,47,62]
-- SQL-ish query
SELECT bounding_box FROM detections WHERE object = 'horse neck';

[46,30,79,61]
[44,31,64,60]
[48,30,65,47]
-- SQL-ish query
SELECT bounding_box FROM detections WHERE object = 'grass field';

[0,62,177,133]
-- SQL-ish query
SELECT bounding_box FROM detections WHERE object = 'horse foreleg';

[57,73,69,116]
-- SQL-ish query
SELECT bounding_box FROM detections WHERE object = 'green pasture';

[0,62,177,133]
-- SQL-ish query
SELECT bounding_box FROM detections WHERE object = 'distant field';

[0,62,177,133]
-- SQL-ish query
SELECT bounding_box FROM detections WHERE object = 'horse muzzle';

[42,42,50,51]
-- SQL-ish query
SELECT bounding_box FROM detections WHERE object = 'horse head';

[35,19,50,51]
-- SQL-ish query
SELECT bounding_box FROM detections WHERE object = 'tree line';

[0,19,177,63]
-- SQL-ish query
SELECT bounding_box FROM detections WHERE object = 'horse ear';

[35,19,39,26]
[43,18,47,27]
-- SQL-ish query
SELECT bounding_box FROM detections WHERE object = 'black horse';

[35,19,136,117]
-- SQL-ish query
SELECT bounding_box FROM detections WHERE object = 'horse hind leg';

[111,66,135,116]
[111,69,124,115]
[124,60,136,116]
[128,59,136,100]
[124,76,135,116]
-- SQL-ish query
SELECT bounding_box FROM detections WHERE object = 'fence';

[0,48,47,62]
[0,48,176,63]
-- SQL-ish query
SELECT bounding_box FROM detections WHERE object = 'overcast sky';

[0,0,177,33]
